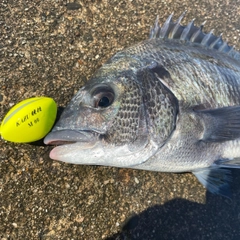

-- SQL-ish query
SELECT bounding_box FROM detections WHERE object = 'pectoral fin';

[195,106,240,142]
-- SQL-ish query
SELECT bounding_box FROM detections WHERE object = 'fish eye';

[93,88,115,108]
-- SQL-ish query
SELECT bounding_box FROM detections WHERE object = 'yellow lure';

[0,97,57,143]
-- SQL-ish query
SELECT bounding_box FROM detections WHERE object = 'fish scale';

[105,78,141,144]
[140,66,178,143]
[45,13,240,197]
[125,39,240,108]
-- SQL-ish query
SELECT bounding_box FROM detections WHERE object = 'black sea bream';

[44,13,240,197]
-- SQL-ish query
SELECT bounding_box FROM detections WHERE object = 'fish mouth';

[44,129,99,146]
[44,129,102,162]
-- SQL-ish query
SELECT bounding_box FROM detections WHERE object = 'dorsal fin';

[149,12,240,61]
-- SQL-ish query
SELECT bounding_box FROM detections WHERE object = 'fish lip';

[44,129,99,145]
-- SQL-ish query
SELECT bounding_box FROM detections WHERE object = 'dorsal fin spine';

[149,13,240,61]
[201,29,214,46]
[169,11,186,39]
[218,41,230,52]
[159,13,174,38]
[209,35,223,49]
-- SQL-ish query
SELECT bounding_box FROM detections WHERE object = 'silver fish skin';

[44,13,240,197]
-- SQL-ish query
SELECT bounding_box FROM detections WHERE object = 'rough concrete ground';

[1,0,240,239]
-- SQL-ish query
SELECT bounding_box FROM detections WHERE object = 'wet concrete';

[1,0,240,239]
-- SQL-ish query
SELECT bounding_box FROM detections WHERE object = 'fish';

[44,12,240,197]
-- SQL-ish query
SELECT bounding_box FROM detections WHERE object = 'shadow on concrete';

[106,169,240,240]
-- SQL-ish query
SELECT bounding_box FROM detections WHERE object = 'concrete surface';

[1,0,240,239]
